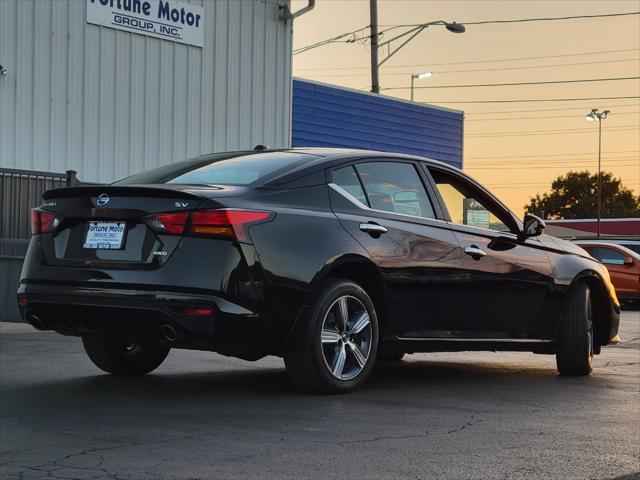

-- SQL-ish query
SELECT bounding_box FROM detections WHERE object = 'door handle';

[359,222,388,237]
[464,245,487,260]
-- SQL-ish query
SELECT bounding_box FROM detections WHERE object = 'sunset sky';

[291,0,640,217]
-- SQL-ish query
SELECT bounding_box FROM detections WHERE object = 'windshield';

[114,152,312,186]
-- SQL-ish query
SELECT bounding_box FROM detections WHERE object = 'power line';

[467,126,639,137]
[427,96,640,104]
[466,163,639,170]
[293,26,369,55]
[484,182,640,189]
[465,158,640,165]
[293,12,640,56]
[484,179,640,186]
[465,150,640,160]
[465,111,640,122]
[465,103,640,115]
[300,58,640,77]
[381,11,640,28]
[295,48,640,70]
[465,157,640,167]
[384,76,640,91]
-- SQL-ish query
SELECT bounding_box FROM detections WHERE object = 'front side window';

[429,169,512,233]
[587,247,627,264]
[354,162,435,219]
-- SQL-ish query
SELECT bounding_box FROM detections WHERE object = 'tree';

[524,171,640,219]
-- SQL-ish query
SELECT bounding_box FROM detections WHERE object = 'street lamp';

[368,2,465,94]
[410,71,432,101]
[584,108,610,238]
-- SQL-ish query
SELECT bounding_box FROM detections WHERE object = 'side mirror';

[624,256,635,266]
[522,213,545,238]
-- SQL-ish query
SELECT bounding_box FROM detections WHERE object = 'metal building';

[292,79,464,168]
[0,0,295,321]
[0,0,293,182]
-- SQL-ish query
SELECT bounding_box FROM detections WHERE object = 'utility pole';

[369,0,380,93]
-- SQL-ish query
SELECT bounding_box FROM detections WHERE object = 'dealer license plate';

[83,222,126,249]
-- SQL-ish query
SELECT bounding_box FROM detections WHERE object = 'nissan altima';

[18,148,621,393]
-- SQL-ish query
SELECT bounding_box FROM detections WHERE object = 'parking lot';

[1,311,638,480]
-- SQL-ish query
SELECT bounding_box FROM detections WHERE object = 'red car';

[575,241,640,307]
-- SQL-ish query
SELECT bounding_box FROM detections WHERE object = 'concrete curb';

[0,321,39,334]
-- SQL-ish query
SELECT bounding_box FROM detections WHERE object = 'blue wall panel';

[292,79,464,168]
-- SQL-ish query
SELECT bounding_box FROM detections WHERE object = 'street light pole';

[410,71,432,101]
[585,108,610,238]
[411,74,414,101]
[369,0,380,93]
[597,117,602,238]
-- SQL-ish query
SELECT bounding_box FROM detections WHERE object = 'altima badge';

[96,193,110,207]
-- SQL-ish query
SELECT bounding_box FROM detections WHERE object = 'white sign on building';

[86,0,204,47]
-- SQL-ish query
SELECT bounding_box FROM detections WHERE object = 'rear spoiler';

[42,185,206,200]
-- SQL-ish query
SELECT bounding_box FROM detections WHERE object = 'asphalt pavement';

[1,311,638,480]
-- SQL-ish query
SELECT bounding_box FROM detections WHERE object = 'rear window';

[621,244,640,255]
[114,152,311,186]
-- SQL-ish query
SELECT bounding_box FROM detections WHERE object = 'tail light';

[146,209,272,242]
[31,209,62,234]
[190,210,271,241]
[146,213,189,234]
[181,307,212,316]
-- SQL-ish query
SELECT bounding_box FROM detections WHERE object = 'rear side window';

[333,166,368,205]
[114,152,310,186]
[355,162,435,219]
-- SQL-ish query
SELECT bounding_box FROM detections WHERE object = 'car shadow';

[4,356,607,408]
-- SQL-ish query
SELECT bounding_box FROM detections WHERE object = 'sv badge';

[174,201,189,208]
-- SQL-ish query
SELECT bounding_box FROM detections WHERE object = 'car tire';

[82,336,170,376]
[377,351,405,362]
[556,283,594,375]
[284,279,379,394]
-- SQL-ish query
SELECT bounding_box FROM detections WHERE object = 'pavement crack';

[336,416,483,446]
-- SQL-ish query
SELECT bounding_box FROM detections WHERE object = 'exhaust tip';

[28,314,45,331]
[160,324,180,342]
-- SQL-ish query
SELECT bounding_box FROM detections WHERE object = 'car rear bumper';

[17,282,270,360]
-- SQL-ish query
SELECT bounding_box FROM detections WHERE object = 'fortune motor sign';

[86,0,204,47]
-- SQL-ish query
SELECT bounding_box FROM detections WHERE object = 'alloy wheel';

[320,295,372,381]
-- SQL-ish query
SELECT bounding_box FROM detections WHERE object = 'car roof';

[570,237,639,243]
[573,241,640,258]
[212,147,461,170]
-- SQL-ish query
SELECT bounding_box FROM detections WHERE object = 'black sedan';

[18,148,621,393]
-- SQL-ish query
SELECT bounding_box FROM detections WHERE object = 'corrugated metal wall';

[292,79,464,168]
[0,0,292,183]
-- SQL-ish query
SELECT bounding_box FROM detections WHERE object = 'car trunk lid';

[37,184,242,268]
